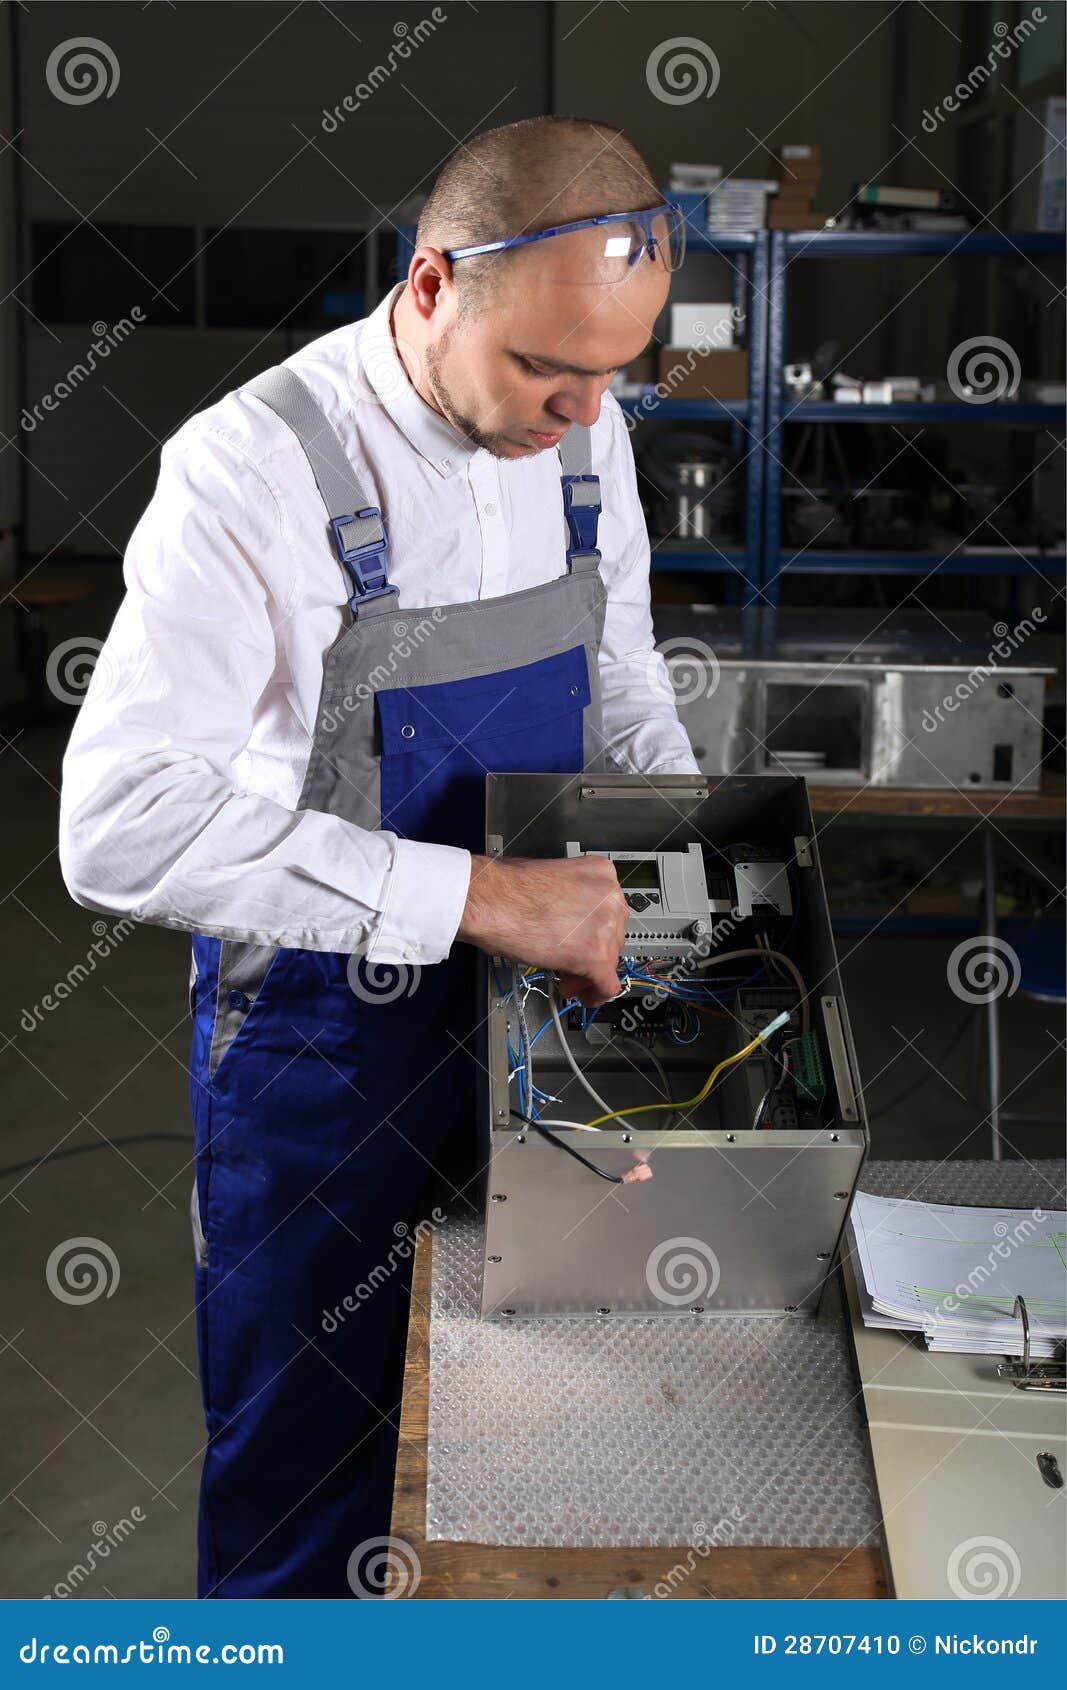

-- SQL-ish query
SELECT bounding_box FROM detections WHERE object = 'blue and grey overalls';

[187,365,607,1597]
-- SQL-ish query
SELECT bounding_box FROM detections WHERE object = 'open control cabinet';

[479,774,869,1320]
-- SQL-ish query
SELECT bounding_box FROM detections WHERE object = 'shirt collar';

[352,283,474,479]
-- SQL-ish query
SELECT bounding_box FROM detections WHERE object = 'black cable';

[867,1010,973,1122]
[509,1110,625,1184]
[0,1133,189,1181]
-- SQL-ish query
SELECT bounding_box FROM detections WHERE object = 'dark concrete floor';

[1,721,1063,1599]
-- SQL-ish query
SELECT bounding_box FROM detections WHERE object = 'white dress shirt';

[59,282,699,963]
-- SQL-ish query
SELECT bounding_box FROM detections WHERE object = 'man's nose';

[548,380,608,429]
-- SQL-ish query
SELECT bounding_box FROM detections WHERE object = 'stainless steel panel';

[483,1130,864,1319]
[480,773,869,1320]
[664,658,1050,790]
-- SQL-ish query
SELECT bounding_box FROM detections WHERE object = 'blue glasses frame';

[443,201,685,272]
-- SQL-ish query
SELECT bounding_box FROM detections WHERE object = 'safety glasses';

[443,201,686,284]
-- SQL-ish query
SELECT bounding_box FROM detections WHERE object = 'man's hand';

[457,853,627,1006]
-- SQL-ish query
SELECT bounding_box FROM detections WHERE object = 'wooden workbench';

[807,772,1064,825]
[389,1232,888,1600]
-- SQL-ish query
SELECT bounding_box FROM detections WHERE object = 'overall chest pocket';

[376,643,591,848]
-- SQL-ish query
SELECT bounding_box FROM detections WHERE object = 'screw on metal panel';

[490,1193,507,1202]
[621,1133,632,1143]
[692,1306,705,1314]
[785,1305,797,1313]
[496,1107,507,1119]
[501,1308,515,1317]
[515,1134,527,1144]
[829,1133,839,1142]
[596,1306,611,1315]
[816,1252,831,1261]
[487,1255,502,1263]
[725,1133,735,1143]
[833,1190,849,1199]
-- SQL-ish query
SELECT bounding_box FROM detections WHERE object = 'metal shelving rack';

[761,228,1066,647]
[616,227,769,613]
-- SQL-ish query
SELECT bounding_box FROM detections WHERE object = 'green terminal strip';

[787,1031,826,1104]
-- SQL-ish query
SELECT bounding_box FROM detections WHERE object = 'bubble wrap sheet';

[426,1160,1065,1549]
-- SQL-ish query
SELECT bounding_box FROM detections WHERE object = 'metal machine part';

[479,773,868,1320]
[661,656,1051,789]
[732,857,792,919]
[564,841,723,957]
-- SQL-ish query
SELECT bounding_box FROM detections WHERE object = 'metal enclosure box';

[479,773,869,1321]
[664,657,1050,790]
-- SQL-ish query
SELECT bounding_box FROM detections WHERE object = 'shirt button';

[484,501,498,517]
[403,946,419,962]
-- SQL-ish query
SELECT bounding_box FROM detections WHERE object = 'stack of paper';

[847,1191,1067,1359]
[706,178,778,232]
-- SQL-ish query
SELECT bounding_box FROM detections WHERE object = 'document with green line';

[848,1191,1067,1359]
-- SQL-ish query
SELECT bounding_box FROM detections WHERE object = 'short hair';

[415,115,661,313]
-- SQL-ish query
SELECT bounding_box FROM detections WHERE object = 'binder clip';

[996,1295,1066,1393]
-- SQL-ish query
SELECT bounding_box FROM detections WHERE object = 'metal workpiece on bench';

[479,772,868,1320]
[661,654,1051,790]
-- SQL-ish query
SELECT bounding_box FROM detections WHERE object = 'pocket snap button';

[569,684,580,696]
[401,724,416,739]
[227,989,249,1011]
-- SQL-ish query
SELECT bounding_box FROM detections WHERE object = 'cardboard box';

[772,183,817,206]
[624,353,657,385]
[768,144,821,181]
[656,346,749,400]
[670,302,735,349]
[767,208,822,230]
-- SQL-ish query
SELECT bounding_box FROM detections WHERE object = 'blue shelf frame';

[761,228,1066,651]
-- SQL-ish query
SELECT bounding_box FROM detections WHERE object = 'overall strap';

[558,426,602,573]
[244,366,397,612]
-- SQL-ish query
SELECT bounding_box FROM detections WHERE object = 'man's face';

[421,230,670,459]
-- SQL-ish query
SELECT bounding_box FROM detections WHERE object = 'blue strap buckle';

[330,508,398,606]
[561,473,602,566]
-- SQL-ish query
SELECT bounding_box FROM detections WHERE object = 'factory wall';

[1,0,1059,700]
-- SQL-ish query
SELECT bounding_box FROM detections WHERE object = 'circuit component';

[787,1030,826,1104]
[715,988,824,1131]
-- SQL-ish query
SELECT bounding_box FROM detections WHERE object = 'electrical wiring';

[620,1035,678,1131]
[547,985,640,1132]
[509,1110,624,1183]
[581,1011,790,1129]
[691,947,810,1032]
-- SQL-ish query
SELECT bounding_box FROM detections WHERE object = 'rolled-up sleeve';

[593,397,701,776]
[58,422,471,961]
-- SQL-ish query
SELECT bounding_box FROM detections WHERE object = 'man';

[59,114,699,1598]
